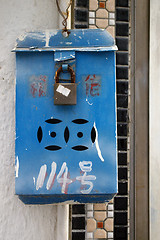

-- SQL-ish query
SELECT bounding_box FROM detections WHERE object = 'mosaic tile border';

[86,202,114,239]
[89,0,115,38]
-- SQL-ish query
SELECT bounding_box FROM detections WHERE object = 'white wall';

[0,1,68,239]
[150,0,160,239]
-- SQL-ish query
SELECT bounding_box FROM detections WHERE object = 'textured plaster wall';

[0,1,68,240]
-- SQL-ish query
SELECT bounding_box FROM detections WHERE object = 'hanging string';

[56,0,72,34]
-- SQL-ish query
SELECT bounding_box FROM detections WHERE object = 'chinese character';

[85,75,101,97]
[76,161,96,194]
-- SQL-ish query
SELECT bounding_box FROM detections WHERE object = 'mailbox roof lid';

[13,29,117,52]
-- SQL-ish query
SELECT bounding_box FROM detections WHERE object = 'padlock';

[54,64,77,105]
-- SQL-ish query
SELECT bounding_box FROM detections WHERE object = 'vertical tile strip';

[71,204,86,240]
[73,0,89,29]
[87,1,116,239]
[114,0,130,240]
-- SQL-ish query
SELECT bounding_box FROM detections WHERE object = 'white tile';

[87,204,93,211]
[86,232,93,239]
[89,11,95,18]
[108,211,114,218]
[109,12,115,19]
[108,204,114,211]
[87,211,93,218]
[108,232,114,238]
[109,19,115,26]
[89,18,95,25]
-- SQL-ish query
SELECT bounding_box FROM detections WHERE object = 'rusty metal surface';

[54,64,76,105]
[55,65,75,83]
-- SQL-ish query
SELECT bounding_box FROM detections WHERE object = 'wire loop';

[56,0,72,35]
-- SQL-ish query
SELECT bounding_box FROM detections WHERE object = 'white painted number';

[36,161,96,194]
[57,162,72,194]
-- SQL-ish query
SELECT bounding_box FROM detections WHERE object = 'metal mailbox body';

[14,29,118,204]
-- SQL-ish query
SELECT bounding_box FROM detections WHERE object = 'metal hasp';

[14,29,118,204]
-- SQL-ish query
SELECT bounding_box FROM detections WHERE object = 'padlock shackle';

[55,65,75,83]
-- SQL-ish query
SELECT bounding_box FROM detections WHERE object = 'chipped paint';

[45,30,50,47]
[18,33,26,42]
[56,85,71,97]
[65,42,72,45]
[33,177,35,185]
[15,156,19,178]
[13,46,118,52]
[54,50,75,61]
[28,32,46,42]
[94,122,104,162]
[86,98,93,105]
[36,164,47,190]
[14,29,117,54]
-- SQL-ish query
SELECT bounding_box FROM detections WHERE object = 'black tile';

[118,138,127,151]
[72,217,85,230]
[116,66,128,79]
[116,8,129,22]
[118,182,128,195]
[117,123,128,136]
[117,95,128,108]
[72,232,85,240]
[75,9,88,22]
[72,204,85,214]
[118,152,127,166]
[117,81,128,94]
[114,212,127,225]
[118,167,128,180]
[114,226,128,239]
[76,0,89,8]
[75,24,88,28]
[114,197,128,210]
[117,109,128,122]
[116,23,129,36]
[116,52,128,65]
[116,0,129,7]
[116,37,128,51]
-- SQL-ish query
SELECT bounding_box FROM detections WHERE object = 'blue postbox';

[14,29,118,204]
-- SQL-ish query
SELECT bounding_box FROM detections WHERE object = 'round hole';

[50,131,56,138]
[62,31,69,38]
[77,132,83,138]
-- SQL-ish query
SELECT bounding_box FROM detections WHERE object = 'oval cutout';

[45,119,62,124]
[37,126,43,143]
[72,145,88,151]
[45,145,62,151]
[91,127,96,143]
[64,126,69,143]
[72,119,88,124]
